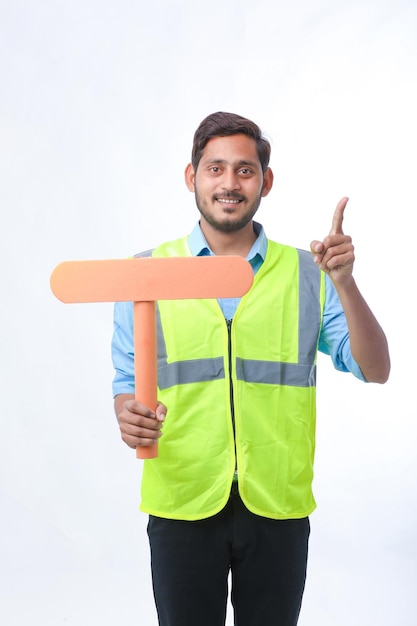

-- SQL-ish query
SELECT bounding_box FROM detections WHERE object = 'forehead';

[200,134,261,167]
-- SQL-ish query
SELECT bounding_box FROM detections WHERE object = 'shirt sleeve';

[318,275,367,382]
[111,301,136,397]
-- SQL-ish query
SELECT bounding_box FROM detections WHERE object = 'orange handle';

[134,301,158,459]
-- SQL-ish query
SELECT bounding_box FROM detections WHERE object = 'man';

[111,112,390,626]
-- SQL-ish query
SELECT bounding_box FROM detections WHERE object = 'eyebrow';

[205,158,260,168]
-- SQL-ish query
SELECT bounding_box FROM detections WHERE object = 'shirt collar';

[188,221,267,262]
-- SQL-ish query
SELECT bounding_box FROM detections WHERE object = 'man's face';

[185,134,272,233]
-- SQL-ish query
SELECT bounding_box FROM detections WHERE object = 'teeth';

[218,198,240,204]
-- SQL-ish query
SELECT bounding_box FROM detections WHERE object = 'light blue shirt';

[189,221,266,320]
[112,222,365,396]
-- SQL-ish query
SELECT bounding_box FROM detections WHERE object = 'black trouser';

[147,485,310,626]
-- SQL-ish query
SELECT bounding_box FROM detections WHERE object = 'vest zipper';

[226,319,238,480]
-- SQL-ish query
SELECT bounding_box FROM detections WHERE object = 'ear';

[261,167,274,197]
[184,163,196,192]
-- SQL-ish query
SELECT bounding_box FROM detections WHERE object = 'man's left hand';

[310,197,355,284]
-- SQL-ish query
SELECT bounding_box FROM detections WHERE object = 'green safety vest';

[140,236,326,520]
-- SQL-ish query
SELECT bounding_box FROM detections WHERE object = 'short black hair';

[191,111,271,173]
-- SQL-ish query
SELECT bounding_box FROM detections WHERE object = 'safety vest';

[140,236,326,520]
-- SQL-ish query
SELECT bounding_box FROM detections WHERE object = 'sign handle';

[134,300,158,459]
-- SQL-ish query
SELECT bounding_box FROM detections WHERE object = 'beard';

[194,188,262,233]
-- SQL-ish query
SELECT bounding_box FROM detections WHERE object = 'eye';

[238,168,253,176]
[209,166,222,174]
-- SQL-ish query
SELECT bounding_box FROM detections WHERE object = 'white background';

[1,0,416,624]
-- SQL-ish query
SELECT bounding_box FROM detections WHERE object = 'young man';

[112,112,390,626]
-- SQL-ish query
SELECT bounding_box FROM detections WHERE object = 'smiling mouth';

[217,198,241,205]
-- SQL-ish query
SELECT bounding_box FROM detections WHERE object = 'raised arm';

[310,197,390,384]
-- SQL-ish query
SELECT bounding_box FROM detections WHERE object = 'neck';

[200,220,257,257]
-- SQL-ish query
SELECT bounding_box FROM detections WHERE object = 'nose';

[221,169,241,191]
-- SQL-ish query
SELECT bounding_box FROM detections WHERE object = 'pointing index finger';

[329,197,349,235]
